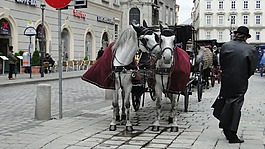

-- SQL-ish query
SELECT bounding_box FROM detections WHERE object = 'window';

[129,8,140,25]
[206,1,212,10]
[218,15,224,25]
[231,0,236,9]
[256,0,261,9]
[114,24,118,40]
[255,15,261,24]
[243,15,248,25]
[218,31,223,41]
[256,32,260,40]
[219,1,224,9]
[206,31,211,39]
[243,0,248,9]
[206,15,212,25]
[114,0,120,5]
[230,15,236,24]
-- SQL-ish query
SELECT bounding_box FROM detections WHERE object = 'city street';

[0,72,264,149]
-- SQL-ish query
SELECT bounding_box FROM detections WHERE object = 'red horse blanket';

[168,46,191,92]
[82,45,190,92]
[81,43,115,89]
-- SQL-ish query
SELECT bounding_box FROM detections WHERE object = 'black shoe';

[228,131,244,143]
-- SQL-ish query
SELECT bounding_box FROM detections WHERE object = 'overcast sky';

[176,0,193,24]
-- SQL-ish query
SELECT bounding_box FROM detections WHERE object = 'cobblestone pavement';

[0,71,264,149]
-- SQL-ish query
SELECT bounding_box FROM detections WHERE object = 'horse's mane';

[112,26,137,52]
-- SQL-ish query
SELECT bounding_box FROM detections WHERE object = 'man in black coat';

[218,26,258,143]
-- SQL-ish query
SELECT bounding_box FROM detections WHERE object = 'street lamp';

[228,17,235,40]
[40,2,45,77]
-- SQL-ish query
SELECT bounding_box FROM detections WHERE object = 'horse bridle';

[138,30,160,53]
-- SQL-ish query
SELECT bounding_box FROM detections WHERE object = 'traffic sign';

[45,0,71,9]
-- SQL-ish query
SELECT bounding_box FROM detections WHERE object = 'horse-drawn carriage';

[82,21,192,132]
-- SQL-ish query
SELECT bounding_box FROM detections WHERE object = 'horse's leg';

[124,81,133,131]
[121,89,126,122]
[109,80,120,131]
[168,93,178,132]
[152,83,162,131]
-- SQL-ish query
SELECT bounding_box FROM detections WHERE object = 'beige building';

[0,0,177,66]
[192,0,265,44]
[0,0,122,62]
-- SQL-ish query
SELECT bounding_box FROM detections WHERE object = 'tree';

[31,50,41,66]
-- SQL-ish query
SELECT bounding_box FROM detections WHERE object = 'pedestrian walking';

[96,47,104,60]
[7,46,17,80]
[213,26,258,143]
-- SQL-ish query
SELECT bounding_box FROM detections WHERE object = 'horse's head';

[159,24,176,65]
[131,20,160,55]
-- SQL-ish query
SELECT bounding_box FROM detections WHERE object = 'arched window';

[129,8,140,25]
[0,19,11,35]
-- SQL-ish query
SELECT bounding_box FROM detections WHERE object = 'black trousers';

[219,94,244,132]
[8,64,15,79]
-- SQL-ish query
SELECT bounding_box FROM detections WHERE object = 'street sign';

[45,0,71,9]
[74,0,87,9]
[24,27,36,36]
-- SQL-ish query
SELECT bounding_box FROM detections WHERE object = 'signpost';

[24,21,36,78]
[45,0,71,119]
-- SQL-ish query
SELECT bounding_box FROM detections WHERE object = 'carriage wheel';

[184,87,189,112]
[197,73,203,102]
[131,93,140,112]
[211,72,215,87]
[217,72,221,83]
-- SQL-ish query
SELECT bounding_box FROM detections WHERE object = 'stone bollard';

[35,84,51,120]
[105,89,113,100]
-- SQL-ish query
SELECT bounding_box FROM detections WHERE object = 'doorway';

[0,38,10,72]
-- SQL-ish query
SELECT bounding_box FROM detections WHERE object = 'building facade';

[0,0,122,62]
[192,0,265,44]
[120,0,176,29]
[0,0,177,66]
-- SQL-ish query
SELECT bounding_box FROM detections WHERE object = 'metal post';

[40,3,45,77]
[58,9,63,119]
[29,36,32,78]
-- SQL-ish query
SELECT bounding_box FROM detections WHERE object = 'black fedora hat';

[234,26,251,38]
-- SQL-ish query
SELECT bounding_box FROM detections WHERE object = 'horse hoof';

[151,126,160,131]
[126,126,133,132]
[170,126,178,132]
[121,115,126,121]
[168,117,173,124]
[109,125,117,131]
[116,115,120,122]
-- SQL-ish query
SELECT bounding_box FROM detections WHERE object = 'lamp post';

[228,17,235,41]
[40,2,45,77]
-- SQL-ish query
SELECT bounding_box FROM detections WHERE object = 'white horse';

[152,24,179,132]
[109,22,161,131]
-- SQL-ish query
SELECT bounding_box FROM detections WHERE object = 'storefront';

[0,0,122,62]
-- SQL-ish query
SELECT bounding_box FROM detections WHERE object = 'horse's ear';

[131,23,139,32]
[160,24,163,31]
[154,33,159,43]
[143,20,148,28]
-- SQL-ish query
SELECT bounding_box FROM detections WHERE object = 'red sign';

[73,10,87,20]
[45,0,71,9]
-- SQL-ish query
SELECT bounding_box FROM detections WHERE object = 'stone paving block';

[118,144,142,149]
[103,140,126,145]
[93,143,121,149]
[150,138,172,144]
[66,145,90,149]
[128,139,149,145]
[145,143,168,148]
[75,140,99,148]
